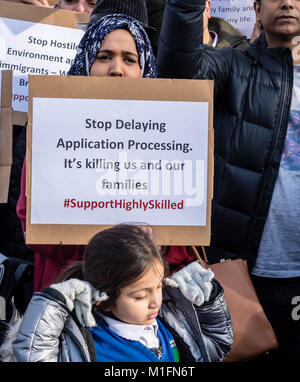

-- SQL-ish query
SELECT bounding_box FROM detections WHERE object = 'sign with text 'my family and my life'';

[26,76,213,246]
[210,0,255,39]
[0,0,88,123]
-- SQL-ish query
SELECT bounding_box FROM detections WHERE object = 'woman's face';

[90,29,142,78]
[109,259,164,325]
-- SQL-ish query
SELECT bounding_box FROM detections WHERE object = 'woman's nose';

[73,0,86,13]
[109,59,124,77]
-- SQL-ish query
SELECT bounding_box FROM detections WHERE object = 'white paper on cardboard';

[211,0,255,38]
[0,17,84,113]
[30,97,209,226]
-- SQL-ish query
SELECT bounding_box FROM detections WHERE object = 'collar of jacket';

[208,16,247,48]
[247,32,293,64]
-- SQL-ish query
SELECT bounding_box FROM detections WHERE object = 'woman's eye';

[97,55,110,61]
[134,295,146,300]
[124,57,137,64]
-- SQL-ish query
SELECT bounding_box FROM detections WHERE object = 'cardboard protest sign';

[211,0,255,39]
[26,75,214,246]
[0,70,12,203]
[0,0,89,125]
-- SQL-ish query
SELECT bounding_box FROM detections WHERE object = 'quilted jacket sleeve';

[194,280,233,361]
[157,0,231,97]
[13,291,69,362]
[161,280,233,362]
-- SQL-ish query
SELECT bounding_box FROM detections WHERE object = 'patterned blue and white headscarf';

[68,14,157,78]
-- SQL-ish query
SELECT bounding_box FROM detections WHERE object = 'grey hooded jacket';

[10,280,233,362]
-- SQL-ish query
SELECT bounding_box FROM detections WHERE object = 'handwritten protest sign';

[26,75,214,246]
[0,70,12,203]
[0,1,88,123]
[211,0,255,38]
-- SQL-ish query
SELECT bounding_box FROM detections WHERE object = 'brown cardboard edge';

[26,224,212,246]
[1,70,13,108]
[26,76,214,245]
[0,71,13,203]
[0,166,11,203]
[0,0,89,26]
[0,108,13,165]
[13,111,27,126]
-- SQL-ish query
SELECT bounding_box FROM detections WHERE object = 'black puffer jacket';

[157,0,293,269]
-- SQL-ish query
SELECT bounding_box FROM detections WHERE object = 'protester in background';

[20,0,96,13]
[56,0,96,13]
[16,0,157,292]
[10,225,233,362]
[157,0,300,361]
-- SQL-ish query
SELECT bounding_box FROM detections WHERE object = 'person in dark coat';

[146,0,248,274]
[157,0,300,361]
[146,0,248,56]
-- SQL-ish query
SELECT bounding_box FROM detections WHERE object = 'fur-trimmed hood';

[0,318,22,362]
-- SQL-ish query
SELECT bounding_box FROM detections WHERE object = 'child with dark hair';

[11,225,233,362]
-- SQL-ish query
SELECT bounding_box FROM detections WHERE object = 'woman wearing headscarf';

[16,0,157,293]
[68,13,157,78]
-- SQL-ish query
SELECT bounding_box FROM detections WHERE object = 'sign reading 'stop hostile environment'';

[0,1,88,113]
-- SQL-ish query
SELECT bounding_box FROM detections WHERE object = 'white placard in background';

[31,98,209,226]
[0,18,84,113]
[211,0,255,39]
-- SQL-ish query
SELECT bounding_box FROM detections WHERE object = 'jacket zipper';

[164,299,210,362]
[243,51,293,257]
[63,326,90,362]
